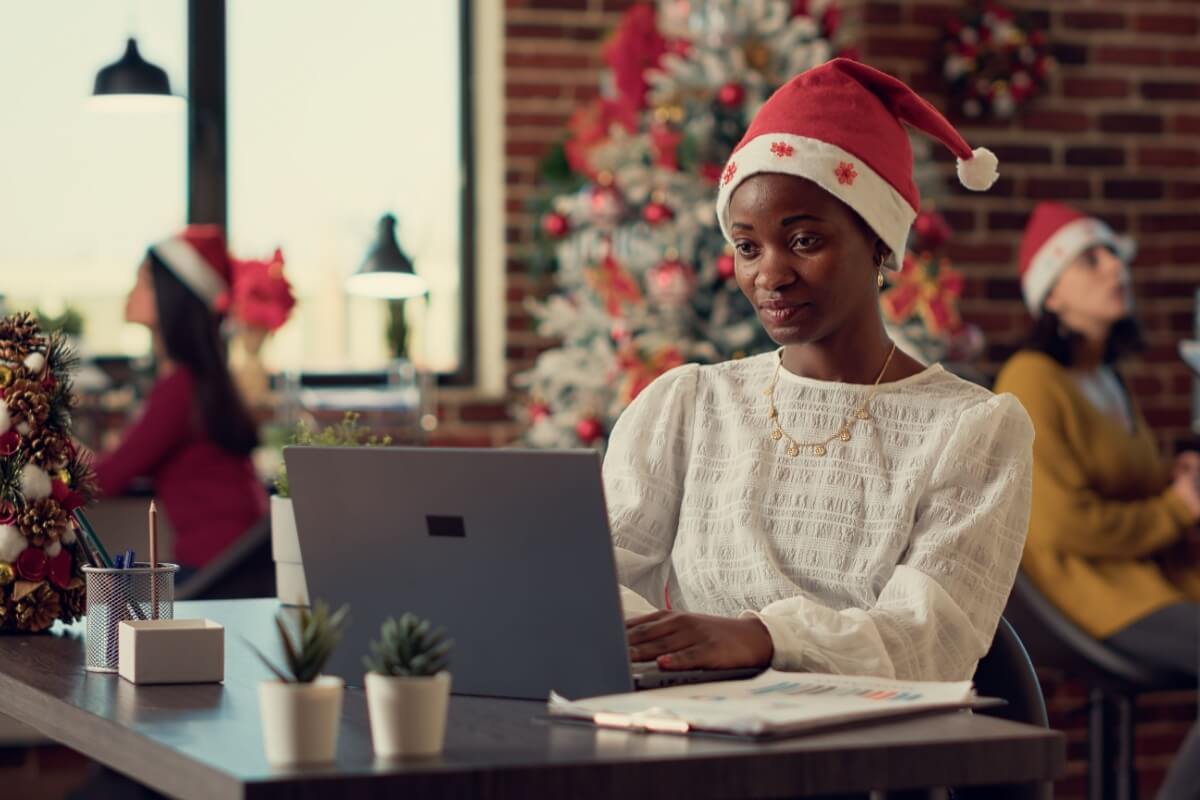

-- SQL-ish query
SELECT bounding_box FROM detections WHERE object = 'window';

[227,0,468,377]
[0,3,187,354]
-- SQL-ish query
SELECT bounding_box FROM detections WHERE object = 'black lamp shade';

[93,38,174,96]
[346,214,428,299]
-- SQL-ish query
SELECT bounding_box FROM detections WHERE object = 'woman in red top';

[94,226,266,575]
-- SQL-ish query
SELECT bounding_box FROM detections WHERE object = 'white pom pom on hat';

[716,58,1001,270]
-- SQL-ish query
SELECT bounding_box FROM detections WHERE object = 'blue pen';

[124,550,135,569]
[113,553,124,569]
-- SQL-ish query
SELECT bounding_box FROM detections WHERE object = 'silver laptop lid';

[284,446,634,700]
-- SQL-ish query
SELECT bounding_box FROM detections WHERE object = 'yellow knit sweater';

[995,350,1200,638]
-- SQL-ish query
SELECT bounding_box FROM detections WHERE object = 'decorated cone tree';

[0,312,94,632]
[518,0,842,450]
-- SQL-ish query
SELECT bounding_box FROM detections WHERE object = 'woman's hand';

[626,610,774,670]
[1171,471,1200,518]
[1175,451,1200,482]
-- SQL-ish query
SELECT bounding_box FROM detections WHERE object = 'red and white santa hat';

[1018,202,1136,315]
[149,225,232,311]
[716,58,999,270]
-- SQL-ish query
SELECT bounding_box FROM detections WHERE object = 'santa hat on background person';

[149,225,232,312]
[715,58,999,270]
[1018,202,1136,316]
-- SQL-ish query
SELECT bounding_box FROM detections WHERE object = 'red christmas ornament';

[588,184,624,227]
[541,212,570,239]
[16,547,48,583]
[717,252,736,281]
[528,401,550,422]
[48,548,73,590]
[0,430,18,457]
[717,82,746,108]
[913,210,953,250]
[641,201,674,226]
[647,256,697,308]
[0,503,15,526]
[575,417,604,445]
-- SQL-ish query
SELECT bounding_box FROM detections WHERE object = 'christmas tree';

[518,0,843,450]
[0,312,94,632]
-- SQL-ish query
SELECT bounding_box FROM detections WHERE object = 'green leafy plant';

[364,613,453,678]
[274,411,392,497]
[249,600,350,683]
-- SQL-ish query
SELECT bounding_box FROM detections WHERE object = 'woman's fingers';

[629,629,695,663]
[657,642,714,670]
[626,613,684,646]
[625,609,671,629]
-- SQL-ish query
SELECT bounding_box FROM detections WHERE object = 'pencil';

[149,501,158,620]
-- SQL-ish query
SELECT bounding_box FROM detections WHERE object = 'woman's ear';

[873,239,890,268]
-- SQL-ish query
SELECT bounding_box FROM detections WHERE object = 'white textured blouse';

[604,350,1034,681]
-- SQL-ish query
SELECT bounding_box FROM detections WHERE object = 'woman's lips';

[758,301,812,325]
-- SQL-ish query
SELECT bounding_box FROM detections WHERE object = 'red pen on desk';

[149,501,158,620]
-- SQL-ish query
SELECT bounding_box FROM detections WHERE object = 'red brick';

[1170,182,1200,200]
[505,52,594,70]
[527,0,591,8]
[1144,407,1192,427]
[948,243,1014,265]
[865,1,903,24]
[1142,82,1200,101]
[1173,115,1200,135]
[1025,110,1091,133]
[1171,244,1200,263]
[1027,178,1091,200]
[505,140,551,158]
[1099,114,1166,135]
[1052,42,1090,66]
[506,112,570,127]
[1135,13,1200,36]
[987,144,1054,164]
[1169,49,1200,68]
[988,211,1030,231]
[1095,46,1164,67]
[506,83,564,99]
[1142,280,1198,298]
[1062,77,1131,99]
[1104,179,1166,201]
[944,176,1015,197]
[427,431,496,448]
[910,3,953,26]
[1065,146,1126,167]
[1062,11,1125,30]
[458,402,513,423]
[1139,148,1200,168]
[506,24,605,41]
[1141,214,1200,233]
[939,209,975,232]
[865,35,935,59]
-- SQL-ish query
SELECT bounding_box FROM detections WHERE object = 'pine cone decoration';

[15,583,60,632]
[25,429,67,469]
[18,498,67,547]
[59,586,85,623]
[0,313,42,365]
[6,378,50,432]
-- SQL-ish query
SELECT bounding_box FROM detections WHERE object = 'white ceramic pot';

[258,676,344,766]
[365,671,452,758]
[270,496,308,606]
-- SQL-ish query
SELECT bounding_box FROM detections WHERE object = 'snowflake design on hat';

[722,161,738,186]
[834,161,858,186]
[770,141,795,158]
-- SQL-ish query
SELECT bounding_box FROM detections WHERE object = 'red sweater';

[94,368,267,568]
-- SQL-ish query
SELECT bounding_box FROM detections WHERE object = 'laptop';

[284,446,762,699]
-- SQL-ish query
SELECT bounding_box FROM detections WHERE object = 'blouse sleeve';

[745,394,1035,681]
[94,369,195,497]
[602,364,699,618]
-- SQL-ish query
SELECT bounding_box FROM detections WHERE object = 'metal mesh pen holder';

[82,564,179,673]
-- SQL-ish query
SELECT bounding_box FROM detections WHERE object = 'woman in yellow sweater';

[995,201,1200,800]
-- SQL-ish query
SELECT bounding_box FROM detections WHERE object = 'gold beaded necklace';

[764,342,897,457]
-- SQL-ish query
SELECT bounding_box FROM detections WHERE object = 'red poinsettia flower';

[16,547,48,582]
[230,249,296,332]
[616,343,685,405]
[48,548,73,590]
[585,253,643,317]
[51,479,85,513]
[564,99,638,179]
[602,4,667,112]
[881,251,966,336]
[650,124,683,171]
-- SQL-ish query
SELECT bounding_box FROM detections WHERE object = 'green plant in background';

[35,306,84,337]
[364,614,453,677]
[273,411,392,497]
[249,600,350,683]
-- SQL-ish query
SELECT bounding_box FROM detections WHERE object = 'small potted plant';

[363,614,453,758]
[250,601,350,766]
[271,412,391,606]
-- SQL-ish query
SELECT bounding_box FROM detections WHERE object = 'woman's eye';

[791,235,818,250]
[734,241,758,257]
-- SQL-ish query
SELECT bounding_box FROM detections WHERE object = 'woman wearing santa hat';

[94,226,267,578]
[996,203,1200,798]
[607,58,1033,683]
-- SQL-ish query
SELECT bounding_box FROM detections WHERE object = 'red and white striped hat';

[716,58,999,269]
[149,225,232,311]
[1018,202,1135,315]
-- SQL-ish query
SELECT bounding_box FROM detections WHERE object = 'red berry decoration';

[529,402,550,422]
[575,417,604,445]
[641,201,674,226]
[717,82,745,108]
[541,212,570,239]
[913,210,952,250]
[15,547,47,582]
[48,549,73,590]
[717,253,736,281]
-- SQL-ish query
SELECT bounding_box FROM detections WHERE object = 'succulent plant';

[250,600,350,683]
[364,613,453,678]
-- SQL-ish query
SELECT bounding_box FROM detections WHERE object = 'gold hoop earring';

[877,270,885,289]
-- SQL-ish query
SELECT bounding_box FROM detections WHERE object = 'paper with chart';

[548,670,976,738]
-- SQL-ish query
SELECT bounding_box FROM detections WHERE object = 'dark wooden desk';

[0,599,1064,799]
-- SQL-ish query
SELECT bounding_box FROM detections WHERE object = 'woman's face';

[124,258,158,329]
[1043,244,1132,328]
[727,173,883,346]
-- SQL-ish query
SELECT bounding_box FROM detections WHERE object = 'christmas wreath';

[0,313,94,633]
[941,2,1051,120]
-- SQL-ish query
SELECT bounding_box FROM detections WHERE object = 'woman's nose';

[754,250,797,291]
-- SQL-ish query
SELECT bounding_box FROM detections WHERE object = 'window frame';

[186,0,477,387]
